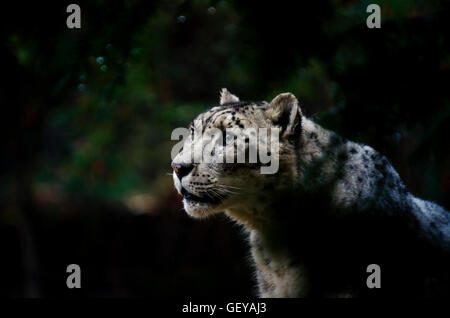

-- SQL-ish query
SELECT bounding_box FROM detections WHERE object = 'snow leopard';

[171,88,450,297]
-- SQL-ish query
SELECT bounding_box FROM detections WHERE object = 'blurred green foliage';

[3,0,448,204]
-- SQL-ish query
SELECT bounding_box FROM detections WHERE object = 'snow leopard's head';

[171,89,302,219]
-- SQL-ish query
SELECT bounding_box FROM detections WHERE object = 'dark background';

[1,0,449,297]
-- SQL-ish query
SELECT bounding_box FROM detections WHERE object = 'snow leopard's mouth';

[181,187,224,205]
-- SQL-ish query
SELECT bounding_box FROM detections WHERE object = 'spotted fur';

[172,89,450,297]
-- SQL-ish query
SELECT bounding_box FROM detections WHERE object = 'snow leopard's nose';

[171,162,194,180]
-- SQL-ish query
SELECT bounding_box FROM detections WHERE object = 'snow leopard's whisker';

[216,190,234,198]
[213,188,228,198]
[210,190,225,200]
[216,184,240,193]
[217,184,242,190]
[207,189,224,201]
[216,187,239,195]
[204,191,216,200]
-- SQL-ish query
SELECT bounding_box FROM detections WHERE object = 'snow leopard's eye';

[223,131,236,147]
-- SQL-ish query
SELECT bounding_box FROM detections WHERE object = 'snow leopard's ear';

[219,88,240,105]
[265,93,302,139]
